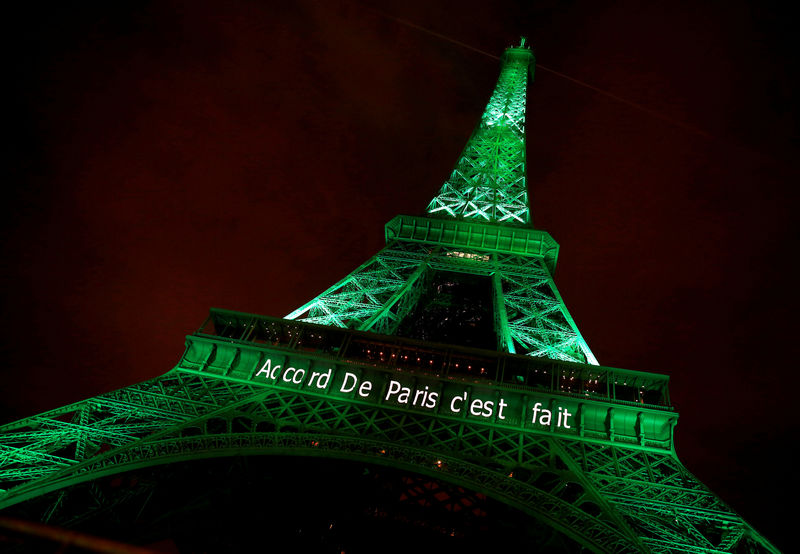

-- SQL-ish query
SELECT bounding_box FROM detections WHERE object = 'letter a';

[256,359,279,380]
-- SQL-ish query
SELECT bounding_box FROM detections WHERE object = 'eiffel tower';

[0,39,779,553]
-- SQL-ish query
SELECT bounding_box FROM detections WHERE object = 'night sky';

[5,1,797,550]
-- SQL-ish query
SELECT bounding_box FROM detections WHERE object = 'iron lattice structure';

[426,42,531,225]
[0,41,778,553]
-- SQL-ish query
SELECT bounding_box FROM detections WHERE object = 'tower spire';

[426,40,534,226]
[286,40,596,365]
[0,41,779,554]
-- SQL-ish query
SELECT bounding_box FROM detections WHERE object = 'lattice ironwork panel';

[558,440,773,553]
[498,258,597,364]
[0,364,777,553]
[427,46,532,225]
[285,244,431,331]
[0,38,779,554]
[1,376,642,552]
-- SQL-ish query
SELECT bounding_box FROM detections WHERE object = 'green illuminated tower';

[0,40,778,553]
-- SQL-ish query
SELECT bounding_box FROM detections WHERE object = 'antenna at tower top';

[519,36,527,48]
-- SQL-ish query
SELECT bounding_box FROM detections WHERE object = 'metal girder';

[427,46,533,225]
[285,242,432,329]
[0,39,779,553]
[0,324,776,552]
[0,369,636,551]
[497,257,596,364]
[288,243,597,365]
[288,32,589,359]
[385,215,560,273]
[0,361,774,553]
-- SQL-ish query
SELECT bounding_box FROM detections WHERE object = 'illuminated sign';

[254,358,575,431]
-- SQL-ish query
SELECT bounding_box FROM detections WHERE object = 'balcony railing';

[196,308,672,410]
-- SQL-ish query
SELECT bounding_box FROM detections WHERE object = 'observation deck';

[183,309,676,452]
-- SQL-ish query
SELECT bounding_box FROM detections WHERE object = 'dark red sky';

[5,1,797,549]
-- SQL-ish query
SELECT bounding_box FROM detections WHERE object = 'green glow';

[0,40,780,554]
[287,41,596,365]
[426,45,533,225]
[0,312,777,552]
